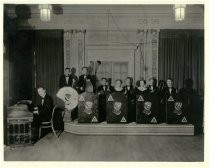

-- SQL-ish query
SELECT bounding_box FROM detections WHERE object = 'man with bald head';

[36,87,54,122]
[32,87,54,141]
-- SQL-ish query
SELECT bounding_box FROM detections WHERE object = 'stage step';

[64,120,194,135]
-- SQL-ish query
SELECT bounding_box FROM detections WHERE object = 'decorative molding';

[150,29,159,80]
[137,29,147,80]
[138,19,148,25]
[136,29,159,81]
[63,30,72,70]
[63,29,86,75]
[151,18,160,24]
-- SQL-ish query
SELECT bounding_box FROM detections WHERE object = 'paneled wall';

[5,4,204,85]
[63,29,159,83]
[63,30,85,76]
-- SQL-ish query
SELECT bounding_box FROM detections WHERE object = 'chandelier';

[174,4,186,21]
[39,4,52,22]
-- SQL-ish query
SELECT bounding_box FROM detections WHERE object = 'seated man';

[32,87,53,140]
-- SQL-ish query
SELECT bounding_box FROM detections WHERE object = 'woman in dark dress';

[135,79,150,95]
[113,79,125,93]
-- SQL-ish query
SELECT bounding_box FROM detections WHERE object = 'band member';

[146,77,160,123]
[163,78,177,97]
[94,61,102,88]
[161,78,177,103]
[59,68,72,88]
[160,78,177,123]
[106,78,114,92]
[97,78,108,93]
[148,77,158,94]
[135,79,150,95]
[78,67,94,93]
[136,79,155,124]
[123,77,135,95]
[113,79,124,93]
[97,78,108,122]
[124,77,136,123]
[69,67,78,89]
[32,87,54,140]
[179,79,202,133]
[158,80,167,93]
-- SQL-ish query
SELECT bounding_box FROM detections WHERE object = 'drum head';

[56,87,79,110]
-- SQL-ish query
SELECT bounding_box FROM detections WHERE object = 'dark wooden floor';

[4,132,204,161]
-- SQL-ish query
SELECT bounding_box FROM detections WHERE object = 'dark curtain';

[158,29,204,96]
[34,30,63,104]
[7,30,34,105]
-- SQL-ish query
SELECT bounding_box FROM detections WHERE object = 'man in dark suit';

[179,79,202,134]
[97,78,108,92]
[69,67,79,89]
[123,77,136,123]
[36,87,54,122]
[160,78,177,123]
[32,87,54,141]
[78,67,94,93]
[162,78,177,99]
[123,77,135,95]
[97,78,108,122]
[59,68,72,88]
[106,78,114,93]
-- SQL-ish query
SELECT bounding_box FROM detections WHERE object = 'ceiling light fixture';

[174,4,186,21]
[39,4,52,22]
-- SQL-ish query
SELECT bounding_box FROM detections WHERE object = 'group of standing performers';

[59,67,202,127]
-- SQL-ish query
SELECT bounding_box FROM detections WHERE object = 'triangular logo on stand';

[151,117,157,123]
[121,116,127,123]
[168,96,174,101]
[79,95,85,101]
[138,95,144,101]
[91,116,98,122]
[108,95,114,101]
[181,116,187,123]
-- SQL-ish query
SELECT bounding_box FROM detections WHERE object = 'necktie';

[41,98,44,105]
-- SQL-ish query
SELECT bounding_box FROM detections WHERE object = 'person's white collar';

[115,87,123,91]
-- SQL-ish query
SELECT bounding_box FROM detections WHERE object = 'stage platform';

[64,120,194,136]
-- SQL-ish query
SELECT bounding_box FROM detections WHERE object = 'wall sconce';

[39,4,52,22]
[174,4,186,21]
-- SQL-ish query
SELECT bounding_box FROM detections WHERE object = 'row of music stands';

[77,92,190,124]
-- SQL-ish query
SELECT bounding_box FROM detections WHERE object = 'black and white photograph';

[1,0,208,167]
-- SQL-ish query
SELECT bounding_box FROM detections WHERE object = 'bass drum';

[56,87,79,111]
